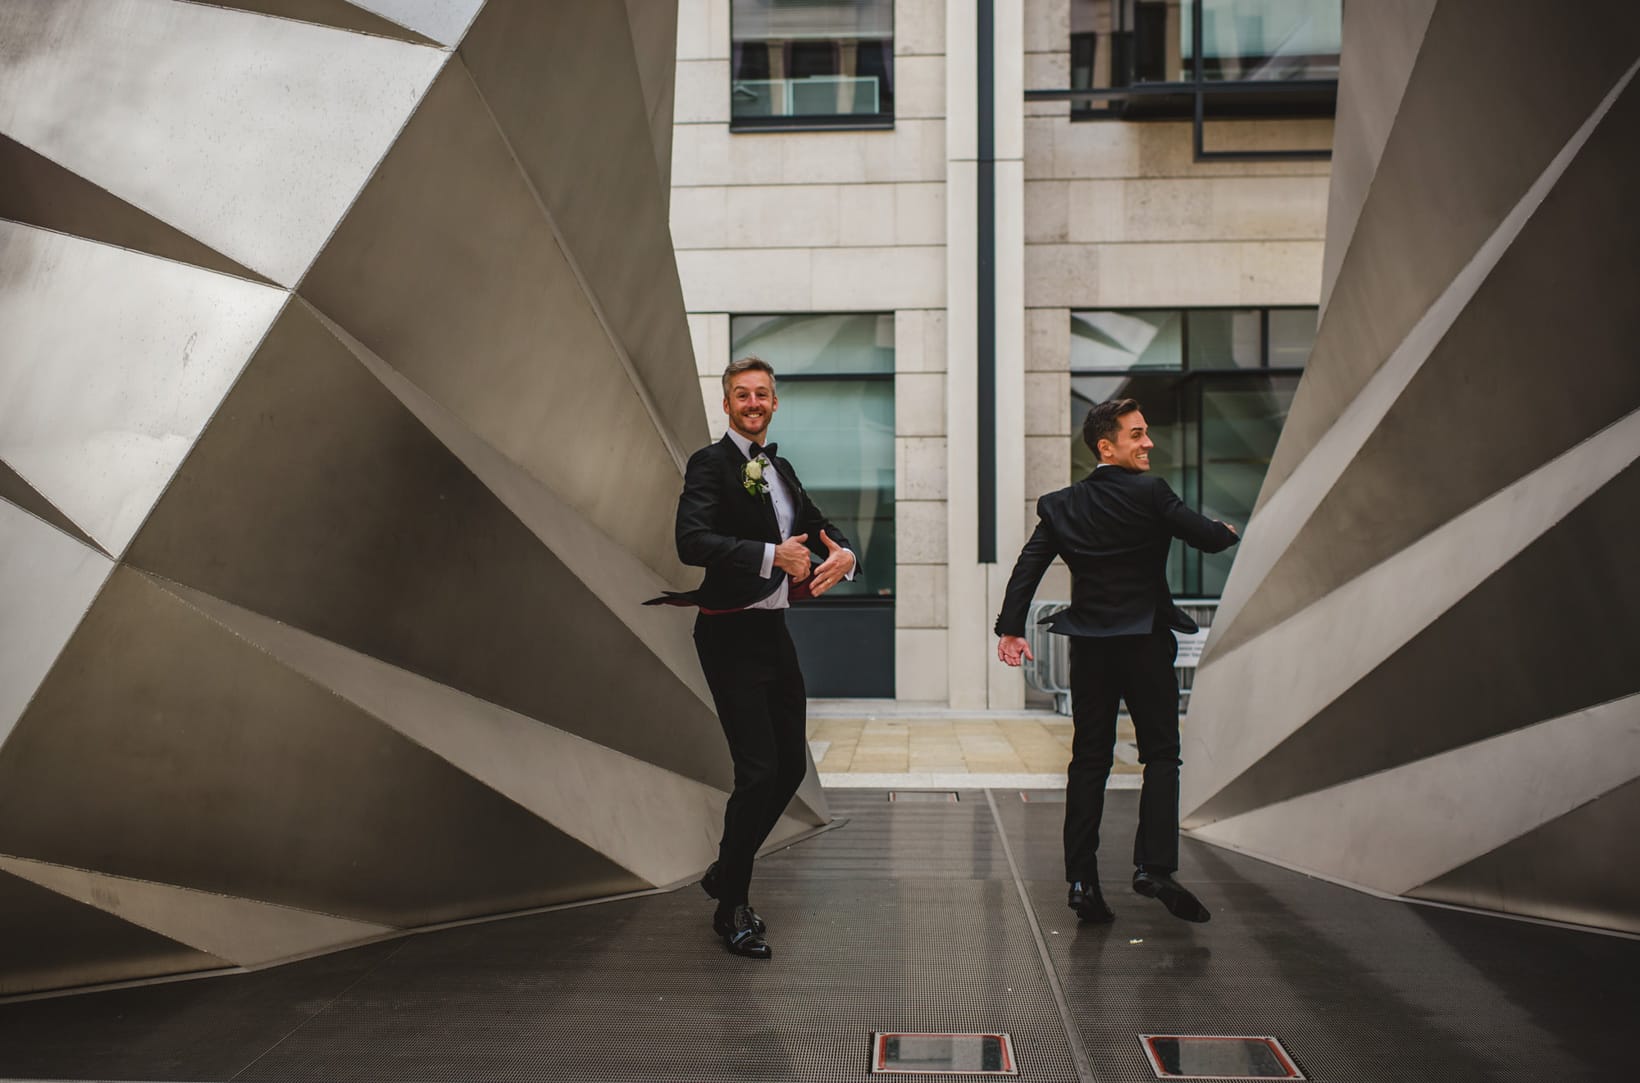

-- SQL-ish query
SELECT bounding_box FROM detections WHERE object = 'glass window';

[1197,376,1298,592]
[730,314,894,599]
[1066,0,1340,121]
[731,0,894,128]
[1186,309,1261,369]
[1267,307,1317,367]
[1071,310,1183,370]
[1184,0,1342,82]
[1067,306,1314,597]
[728,313,893,376]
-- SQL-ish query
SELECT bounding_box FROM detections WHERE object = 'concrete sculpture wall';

[0,0,826,997]
[1182,0,1640,933]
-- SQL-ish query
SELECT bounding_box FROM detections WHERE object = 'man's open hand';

[774,534,811,580]
[807,530,856,597]
[997,635,1034,667]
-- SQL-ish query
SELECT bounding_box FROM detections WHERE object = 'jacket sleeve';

[993,499,1062,637]
[676,448,768,573]
[1152,478,1239,554]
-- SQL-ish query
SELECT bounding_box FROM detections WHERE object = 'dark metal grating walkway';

[1,791,1635,1081]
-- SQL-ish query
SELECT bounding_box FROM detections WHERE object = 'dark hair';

[1083,397,1143,459]
[722,355,776,397]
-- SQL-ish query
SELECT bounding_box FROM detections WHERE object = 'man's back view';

[995,398,1237,924]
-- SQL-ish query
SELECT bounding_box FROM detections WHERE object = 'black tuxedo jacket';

[994,466,1238,639]
[648,434,856,611]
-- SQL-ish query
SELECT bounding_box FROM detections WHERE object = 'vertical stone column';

[987,0,1028,709]
[945,0,986,709]
[948,0,1028,709]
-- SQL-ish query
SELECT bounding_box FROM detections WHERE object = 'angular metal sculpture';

[0,0,826,997]
[1182,0,1640,933]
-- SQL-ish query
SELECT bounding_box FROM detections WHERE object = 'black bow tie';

[749,442,777,459]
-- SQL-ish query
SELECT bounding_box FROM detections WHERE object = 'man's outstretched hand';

[774,533,811,580]
[997,635,1034,667]
[808,530,856,597]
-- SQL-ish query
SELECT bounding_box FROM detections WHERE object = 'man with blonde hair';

[648,356,857,958]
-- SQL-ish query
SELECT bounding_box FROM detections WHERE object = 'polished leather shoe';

[1132,869,1211,923]
[702,863,766,934]
[1067,880,1114,923]
[716,904,772,959]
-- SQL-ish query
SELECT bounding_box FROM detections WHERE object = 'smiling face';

[724,368,777,442]
[1099,410,1154,472]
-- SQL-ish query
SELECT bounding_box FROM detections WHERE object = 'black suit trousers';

[693,608,809,906]
[1063,627,1181,881]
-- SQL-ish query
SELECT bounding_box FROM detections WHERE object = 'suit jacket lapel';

[723,433,780,542]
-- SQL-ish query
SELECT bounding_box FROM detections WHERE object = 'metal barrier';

[1021,600,1220,717]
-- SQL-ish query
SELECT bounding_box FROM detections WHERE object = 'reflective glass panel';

[1267,307,1318,367]
[731,0,894,122]
[1187,309,1262,369]
[1071,310,1183,370]
[1183,0,1343,82]
[876,1033,1016,1074]
[732,314,893,376]
[1144,1034,1303,1078]
[730,314,894,599]
[1198,376,1297,594]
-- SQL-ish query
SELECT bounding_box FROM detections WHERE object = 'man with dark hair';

[995,398,1238,924]
[647,356,857,958]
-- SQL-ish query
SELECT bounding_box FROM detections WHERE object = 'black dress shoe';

[717,905,772,959]
[702,864,767,934]
[1132,869,1211,923]
[1067,880,1114,923]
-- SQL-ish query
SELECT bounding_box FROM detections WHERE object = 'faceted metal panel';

[0,459,101,556]
[1412,775,1640,931]
[0,222,286,555]
[458,0,702,464]
[1261,0,1640,502]
[0,855,395,968]
[297,62,689,579]
[1214,77,1640,658]
[346,0,483,44]
[0,500,113,751]
[1191,462,1640,823]
[0,568,645,927]
[623,0,680,197]
[0,0,807,996]
[202,0,442,44]
[1184,0,1640,934]
[0,869,228,997]
[123,301,730,791]
[0,0,446,285]
[0,133,268,283]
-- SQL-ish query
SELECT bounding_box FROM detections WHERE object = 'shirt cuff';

[843,548,858,581]
[760,542,775,579]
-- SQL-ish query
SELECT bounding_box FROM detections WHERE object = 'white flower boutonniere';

[742,456,770,497]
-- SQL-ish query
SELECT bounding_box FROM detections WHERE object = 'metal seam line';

[976,0,997,564]
[983,788,1099,1083]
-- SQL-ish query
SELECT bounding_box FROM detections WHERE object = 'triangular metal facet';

[0,854,394,968]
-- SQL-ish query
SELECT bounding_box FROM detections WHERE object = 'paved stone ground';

[806,700,1144,783]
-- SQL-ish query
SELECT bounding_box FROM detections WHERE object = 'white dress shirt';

[724,428,856,610]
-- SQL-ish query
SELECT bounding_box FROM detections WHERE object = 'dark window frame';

[728,1,897,133]
[728,311,898,606]
[1070,304,1314,596]
[1032,0,1337,160]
